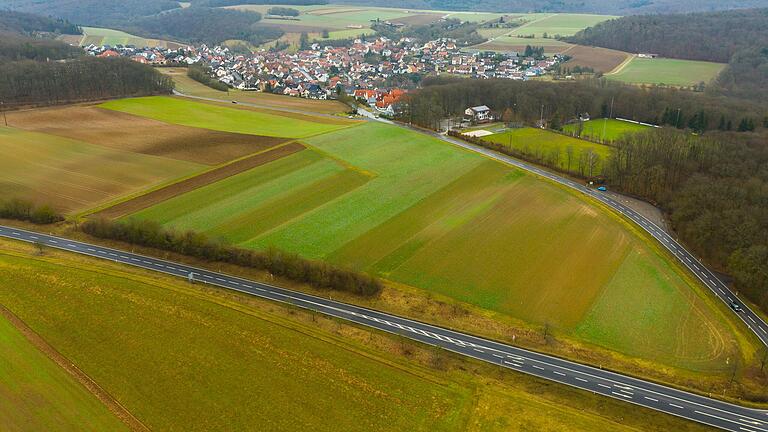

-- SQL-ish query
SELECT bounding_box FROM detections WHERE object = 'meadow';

[122,118,748,373]
[101,96,354,138]
[562,118,652,142]
[506,13,617,38]
[0,239,717,432]
[162,67,350,114]
[75,26,184,49]
[0,311,127,431]
[606,57,727,86]
[480,127,612,174]
[0,126,202,213]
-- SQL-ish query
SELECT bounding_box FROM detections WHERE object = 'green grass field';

[101,96,352,138]
[508,13,617,38]
[0,312,127,431]
[563,118,652,142]
[0,126,202,213]
[606,57,727,87]
[79,27,182,49]
[122,118,749,372]
[480,127,612,174]
[0,239,717,432]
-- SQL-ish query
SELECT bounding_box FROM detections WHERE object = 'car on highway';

[729,300,742,312]
[597,186,607,191]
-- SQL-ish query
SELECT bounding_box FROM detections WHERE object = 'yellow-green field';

[606,57,727,87]
[0,126,203,213]
[480,127,612,174]
[0,239,716,432]
[563,118,652,142]
[96,100,755,375]
[74,27,184,49]
[0,311,127,431]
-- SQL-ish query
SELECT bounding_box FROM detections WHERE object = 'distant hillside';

[566,8,768,103]
[0,10,81,35]
[566,8,768,63]
[0,10,82,60]
[329,0,768,14]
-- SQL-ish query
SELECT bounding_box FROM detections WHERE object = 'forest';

[192,0,326,6]
[400,77,765,133]
[0,0,180,28]
[0,57,174,107]
[605,129,768,310]
[567,8,768,103]
[0,34,82,61]
[0,10,80,35]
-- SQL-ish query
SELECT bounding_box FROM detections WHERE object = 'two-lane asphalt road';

[1,225,767,431]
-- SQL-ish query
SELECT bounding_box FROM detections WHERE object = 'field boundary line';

[0,304,150,432]
[606,53,635,75]
[83,141,304,220]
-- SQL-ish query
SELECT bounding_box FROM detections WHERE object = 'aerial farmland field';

[507,13,617,38]
[606,57,727,86]
[0,239,714,432]
[0,126,203,213]
[562,118,652,142]
[480,127,612,174]
[111,111,749,373]
[0,311,128,431]
[73,27,184,49]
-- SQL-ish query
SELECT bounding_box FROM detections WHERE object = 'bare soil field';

[92,143,305,219]
[6,106,287,165]
[562,45,632,73]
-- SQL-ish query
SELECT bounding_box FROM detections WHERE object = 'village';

[84,36,563,115]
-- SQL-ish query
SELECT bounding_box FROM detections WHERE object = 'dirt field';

[92,143,305,219]
[562,45,632,73]
[6,105,288,166]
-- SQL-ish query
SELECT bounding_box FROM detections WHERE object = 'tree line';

[566,8,768,103]
[372,18,486,46]
[0,34,83,61]
[192,0,326,6]
[0,10,81,35]
[82,218,383,297]
[0,199,63,224]
[0,56,174,108]
[266,7,300,16]
[604,129,768,311]
[399,77,766,134]
[187,64,229,91]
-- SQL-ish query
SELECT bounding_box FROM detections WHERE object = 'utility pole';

[675,108,682,128]
[1,101,7,127]
[539,104,544,128]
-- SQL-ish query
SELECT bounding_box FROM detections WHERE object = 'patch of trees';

[0,10,80,35]
[372,18,485,46]
[0,0,181,28]
[566,8,768,103]
[604,129,768,311]
[267,7,300,16]
[187,64,229,91]
[81,218,383,297]
[399,77,765,135]
[0,34,82,61]
[192,0,326,6]
[0,199,63,224]
[0,57,174,108]
[126,7,271,45]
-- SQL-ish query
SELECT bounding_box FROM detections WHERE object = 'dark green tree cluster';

[0,199,63,224]
[187,65,229,91]
[604,129,768,310]
[82,218,383,297]
[523,45,544,58]
[566,8,768,103]
[0,10,81,35]
[0,0,181,28]
[0,34,83,61]
[126,7,275,45]
[267,7,300,16]
[372,18,486,46]
[0,57,174,107]
[399,77,764,133]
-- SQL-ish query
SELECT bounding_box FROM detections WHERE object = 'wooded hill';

[567,8,768,103]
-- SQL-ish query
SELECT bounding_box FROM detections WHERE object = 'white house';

[464,105,492,123]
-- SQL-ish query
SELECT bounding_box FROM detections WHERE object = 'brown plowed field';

[91,142,305,219]
[562,45,632,73]
[7,106,287,165]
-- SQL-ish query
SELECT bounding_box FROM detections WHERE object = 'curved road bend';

[419,129,768,348]
[1,226,767,431]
